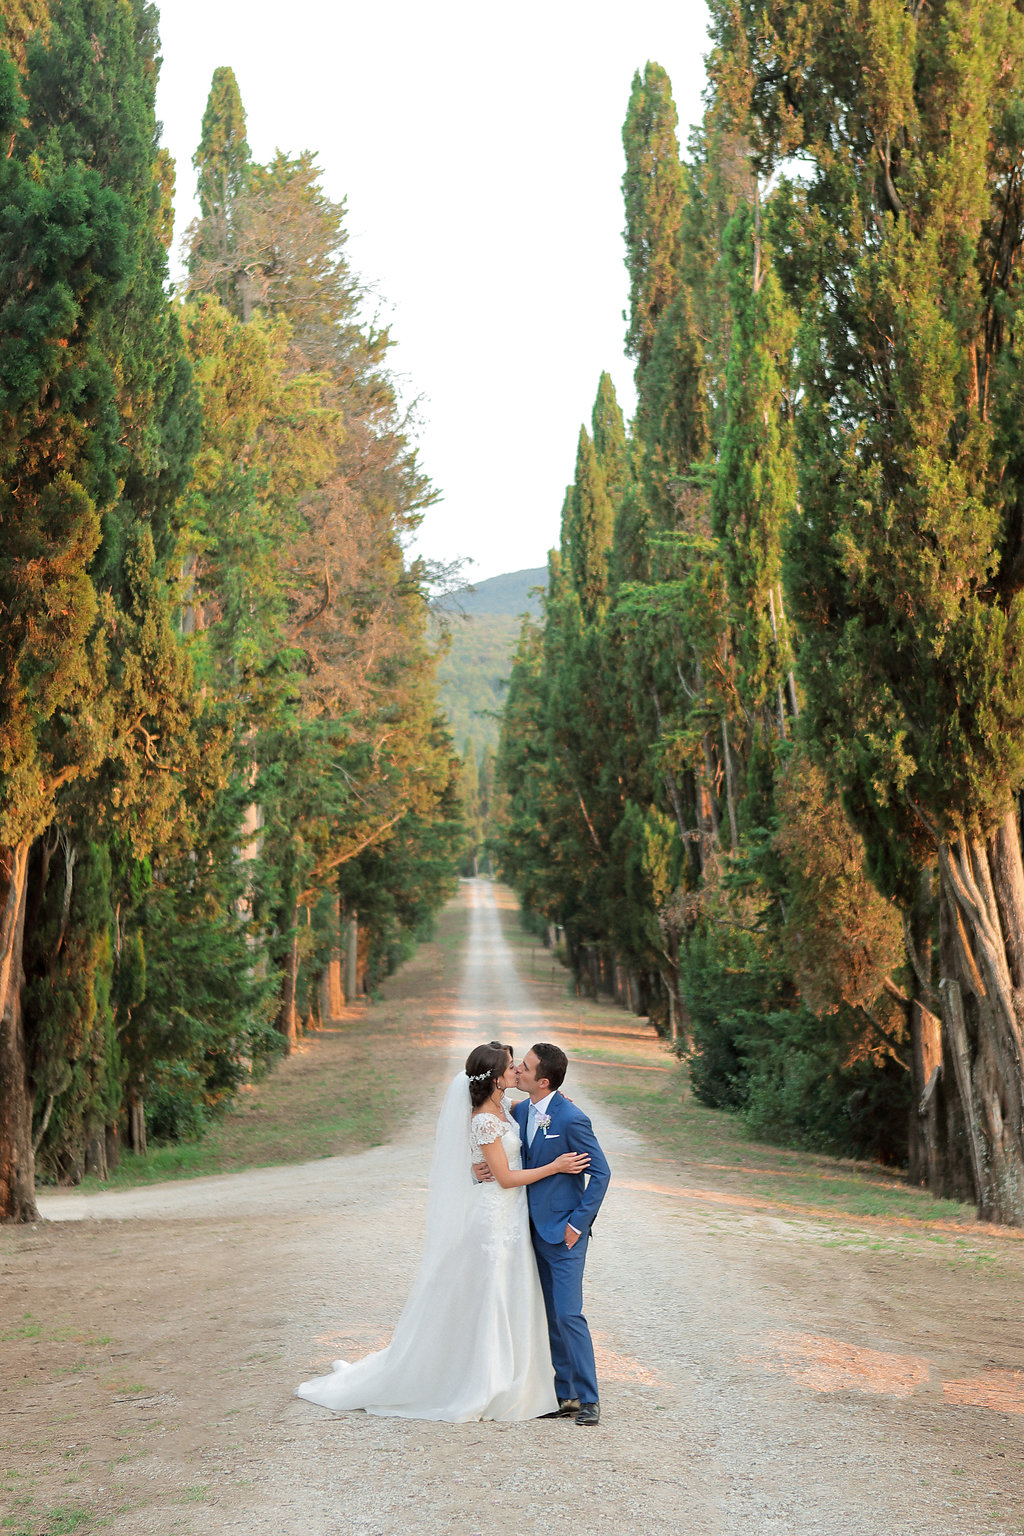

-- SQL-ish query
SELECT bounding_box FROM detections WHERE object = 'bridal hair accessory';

[467,1070,493,1082]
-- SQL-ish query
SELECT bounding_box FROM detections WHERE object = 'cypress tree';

[591,372,629,511]
[1,0,204,1215]
[190,66,251,314]
[565,428,614,622]
[710,200,797,727]
[720,0,1024,1220]
[622,62,686,379]
[195,66,250,221]
[0,30,129,1218]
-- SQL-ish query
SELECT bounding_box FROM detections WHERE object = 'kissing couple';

[297,1040,611,1423]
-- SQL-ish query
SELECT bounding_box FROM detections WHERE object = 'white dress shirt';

[527,1090,556,1145]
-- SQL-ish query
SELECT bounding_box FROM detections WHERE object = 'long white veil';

[417,1071,475,1281]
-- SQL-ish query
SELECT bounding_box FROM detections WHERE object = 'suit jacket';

[511,1090,611,1245]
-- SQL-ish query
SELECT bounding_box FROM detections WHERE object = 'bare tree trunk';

[128,1091,147,1158]
[936,814,1024,1224]
[0,841,37,1223]
[910,1000,943,1187]
[661,970,678,1045]
[319,891,344,1022]
[278,909,300,1053]
[701,734,721,844]
[721,718,740,851]
[904,870,942,1188]
[344,912,359,1005]
[767,589,788,740]
[84,1130,108,1181]
[774,584,800,720]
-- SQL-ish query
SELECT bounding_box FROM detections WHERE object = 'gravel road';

[16,880,1024,1536]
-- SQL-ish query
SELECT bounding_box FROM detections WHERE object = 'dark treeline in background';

[0,0,464,1220]
[495,3,1024,1228]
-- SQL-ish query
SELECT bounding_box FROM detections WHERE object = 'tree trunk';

[344,912,359,1005]
[774,584,800,720]
[936,814,1024,1223]
[721,717,740,851]
[128,1089,147,1158]
[904,870,942,1188]
[767,588,788,740]
[909,999,943,1189]
[0,841,37,1223]
[701,734,721,846]
[319,891,344,1022]
[278,909,300,1053]
[662,970,678,1045]
[84,1130,108,1181]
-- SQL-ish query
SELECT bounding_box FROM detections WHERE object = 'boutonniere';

[536,1113,553,1135]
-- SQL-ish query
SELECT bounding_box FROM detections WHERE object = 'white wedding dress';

[296,1076,558,1422]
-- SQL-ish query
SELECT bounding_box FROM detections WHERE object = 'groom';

[514,1042,611,1426]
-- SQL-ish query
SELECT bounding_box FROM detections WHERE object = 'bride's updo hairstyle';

[465,1042,510,1108]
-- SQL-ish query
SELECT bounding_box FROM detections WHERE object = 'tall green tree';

[622,62,686,378]
[714,0,1024,1220]
[1,0,204,1219]
[183,71,458,1055]
[710,200,797,730]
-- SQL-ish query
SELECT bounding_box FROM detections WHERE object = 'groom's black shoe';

[575,1402,600,1426]
[540,1398,580,1419]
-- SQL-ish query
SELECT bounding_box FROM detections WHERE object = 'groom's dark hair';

[531,1042,567,1092]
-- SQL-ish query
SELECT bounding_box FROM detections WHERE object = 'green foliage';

[434,612,522,756]
[181,68,460,1054]
[194,66,250,220]
[682,877,910,1162]
[622,61,686,375]
[564,427,614,621]
[742,1019,911,1165]
[25,839,119,1182]
[0,24,463,1203]
[496,54,918,1174]
[710,202,797,714]
[1,0,48,67]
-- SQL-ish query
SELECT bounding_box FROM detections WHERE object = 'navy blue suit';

[512,1091,610,1405]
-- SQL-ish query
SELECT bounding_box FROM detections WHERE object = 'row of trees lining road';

[495,6,1024,1228]
[0,1,464,1222]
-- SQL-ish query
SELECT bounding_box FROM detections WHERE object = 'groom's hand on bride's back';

[472,1160,495,1183]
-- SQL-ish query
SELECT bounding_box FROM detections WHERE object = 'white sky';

[156,1,711,585]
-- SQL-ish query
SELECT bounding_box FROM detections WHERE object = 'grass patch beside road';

[594,1048,978,1229]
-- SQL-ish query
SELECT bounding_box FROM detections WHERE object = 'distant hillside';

[439,567,546,619]
[433,568,547,759]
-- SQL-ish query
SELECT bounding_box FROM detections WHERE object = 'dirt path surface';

[4,880,1024,1536]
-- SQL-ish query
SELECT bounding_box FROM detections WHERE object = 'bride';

[295,1041,590,1422]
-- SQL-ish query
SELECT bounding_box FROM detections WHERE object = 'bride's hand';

[554,1151,590,1174]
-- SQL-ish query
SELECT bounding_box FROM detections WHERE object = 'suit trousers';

[531,1229,598,1404]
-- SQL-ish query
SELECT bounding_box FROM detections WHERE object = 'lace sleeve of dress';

[470,1113,507,1151]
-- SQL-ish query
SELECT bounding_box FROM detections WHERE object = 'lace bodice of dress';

[469,1111,522,1170]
